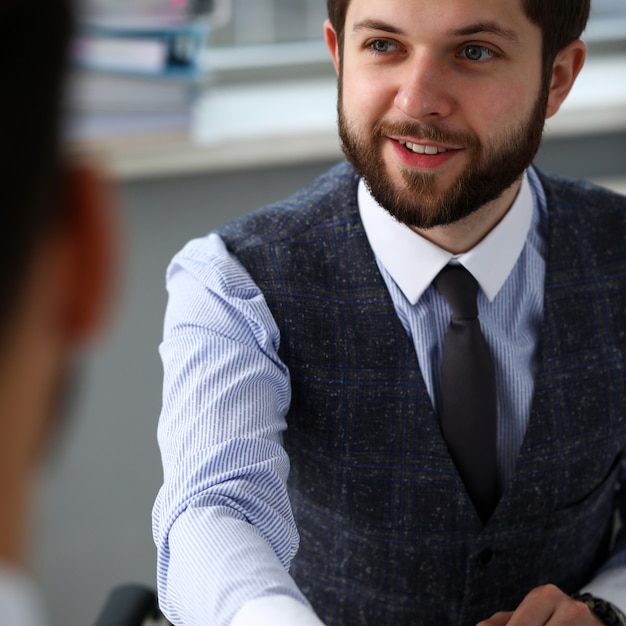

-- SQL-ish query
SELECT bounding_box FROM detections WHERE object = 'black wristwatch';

[572,592,626,626]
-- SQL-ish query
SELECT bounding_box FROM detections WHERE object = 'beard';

[338,81,549,229]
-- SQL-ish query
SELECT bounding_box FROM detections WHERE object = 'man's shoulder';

[536,168,626,214]
[217,160,360,253]
[536,169,626,270]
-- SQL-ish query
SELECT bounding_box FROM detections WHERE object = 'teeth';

[400,140,449,155]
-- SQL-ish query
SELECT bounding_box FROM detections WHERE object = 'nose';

[394,52,454,121]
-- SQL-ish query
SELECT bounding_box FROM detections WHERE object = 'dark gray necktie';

[433,265,499,522]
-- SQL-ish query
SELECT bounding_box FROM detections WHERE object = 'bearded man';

[153,1,626,625]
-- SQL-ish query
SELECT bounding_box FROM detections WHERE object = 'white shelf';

[70,53,626,180]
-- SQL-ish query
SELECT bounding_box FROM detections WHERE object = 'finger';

[507,585,600,625]
[476,611,514,626]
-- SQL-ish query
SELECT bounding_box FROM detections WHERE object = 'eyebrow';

[449,22,520,44]
[352,18,520,44]
[352,19,405,35]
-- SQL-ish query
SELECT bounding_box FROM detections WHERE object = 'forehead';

[344,0,536,42]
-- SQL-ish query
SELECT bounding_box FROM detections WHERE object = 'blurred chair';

[93,584,170,625]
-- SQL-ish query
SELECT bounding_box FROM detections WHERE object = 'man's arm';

[152,234,323,625]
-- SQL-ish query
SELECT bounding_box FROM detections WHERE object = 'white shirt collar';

[358,172,534,304]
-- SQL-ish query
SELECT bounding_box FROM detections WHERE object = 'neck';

[0,472,32,568]
[411,178,523,255]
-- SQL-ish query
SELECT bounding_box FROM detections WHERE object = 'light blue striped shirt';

[152,167,623,626]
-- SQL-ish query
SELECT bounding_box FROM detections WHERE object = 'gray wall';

[33,129,625,625]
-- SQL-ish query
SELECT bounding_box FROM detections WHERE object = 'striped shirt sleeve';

[152,233,319,625]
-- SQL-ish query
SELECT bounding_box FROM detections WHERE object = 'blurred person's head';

[0,0,117,566]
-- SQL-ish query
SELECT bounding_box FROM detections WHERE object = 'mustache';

[372,119,480,149]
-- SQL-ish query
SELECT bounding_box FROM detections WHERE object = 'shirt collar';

[358,172,534,304]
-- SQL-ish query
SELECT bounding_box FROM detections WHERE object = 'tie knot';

[433,265,479,320]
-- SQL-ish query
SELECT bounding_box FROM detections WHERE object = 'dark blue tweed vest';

[217,161,626,626]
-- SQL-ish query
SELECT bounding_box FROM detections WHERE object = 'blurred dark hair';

[326,0,590,74]
[0,1,74,330]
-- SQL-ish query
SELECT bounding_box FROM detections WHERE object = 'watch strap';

[572,592,626,626]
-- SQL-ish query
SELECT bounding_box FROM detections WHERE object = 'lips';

[390,137,462,170]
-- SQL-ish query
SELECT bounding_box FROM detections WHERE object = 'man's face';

[329,0,549,229]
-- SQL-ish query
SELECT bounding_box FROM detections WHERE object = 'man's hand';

[477,585,603,626]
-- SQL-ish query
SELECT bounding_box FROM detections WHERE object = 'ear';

[545,39,586,119]
[324,19,341,75]
[57,163,120,344]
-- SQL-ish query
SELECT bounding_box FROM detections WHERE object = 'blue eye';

[369,39,398,54]
[462,45,495,61]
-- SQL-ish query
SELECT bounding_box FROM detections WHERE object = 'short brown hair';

[326,0,590,73]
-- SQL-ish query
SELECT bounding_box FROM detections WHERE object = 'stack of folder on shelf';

[67,0,230,140]
[74,19,209,79]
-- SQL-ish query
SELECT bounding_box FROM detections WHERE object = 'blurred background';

[36,0,626,624]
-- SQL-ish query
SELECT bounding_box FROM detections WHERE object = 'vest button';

[477,548,494,566]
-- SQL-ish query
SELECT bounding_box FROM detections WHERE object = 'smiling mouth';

[398,140,452,155]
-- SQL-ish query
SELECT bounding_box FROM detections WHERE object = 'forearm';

[157,504,310,626]
[154,435,302,625]
[232,596,325,626]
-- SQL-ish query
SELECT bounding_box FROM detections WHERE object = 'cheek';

[340,68,394,125]
[474,82,538,133]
